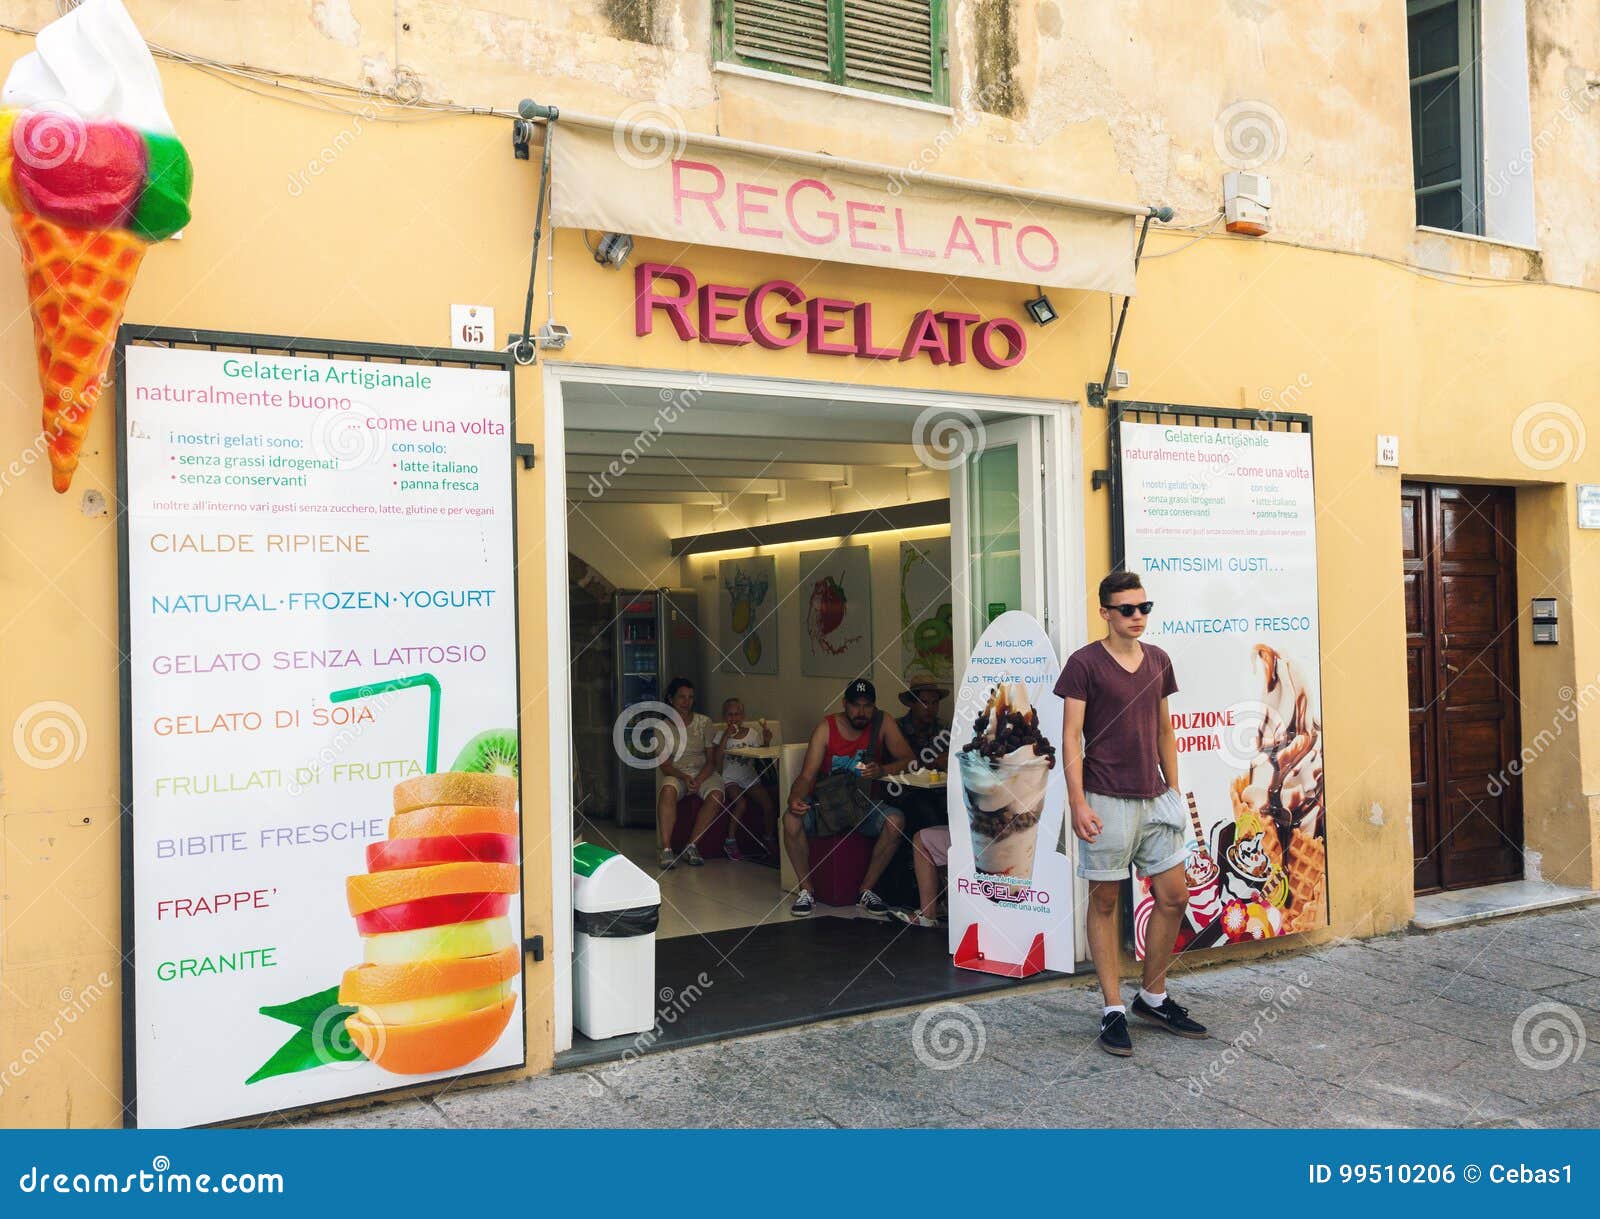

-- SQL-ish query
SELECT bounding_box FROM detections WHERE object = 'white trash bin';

[572,843,661,1040]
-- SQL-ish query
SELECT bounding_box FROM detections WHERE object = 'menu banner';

[1117,422,1328,956]
[946,611,1073,975]
[121,340,524,1127]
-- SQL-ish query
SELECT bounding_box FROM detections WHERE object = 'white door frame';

[542,362,1086,1052]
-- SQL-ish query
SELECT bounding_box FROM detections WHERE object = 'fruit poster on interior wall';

[119,336,523,1128]
[1116,421,1327,957]
[717,554,779,675]
[798,545,873,679]
[899,537,954,685]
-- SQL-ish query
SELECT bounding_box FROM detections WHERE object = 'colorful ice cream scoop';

[1,0,194,493]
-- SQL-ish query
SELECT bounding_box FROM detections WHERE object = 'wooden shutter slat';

[846,0,931,29]
[843,0,934,93]
[732,0,831,74]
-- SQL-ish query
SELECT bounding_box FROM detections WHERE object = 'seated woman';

[655,676,723,870]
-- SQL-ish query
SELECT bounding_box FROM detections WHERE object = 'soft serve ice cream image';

[1,0,193,492]
[958,681,1057,896]
[1220,643,1327,939]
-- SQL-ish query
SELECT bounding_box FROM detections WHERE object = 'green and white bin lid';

[572,843,661,914]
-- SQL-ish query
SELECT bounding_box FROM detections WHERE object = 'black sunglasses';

[1102,601,1154,617]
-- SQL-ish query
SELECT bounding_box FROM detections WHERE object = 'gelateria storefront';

[103,105,1204,1126]
[530,116,1328,1073]
[0,0,1333,1124]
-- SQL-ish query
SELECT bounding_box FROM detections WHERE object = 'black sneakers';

[1099,1010,1133,1057]
[1131,993,1208,1039]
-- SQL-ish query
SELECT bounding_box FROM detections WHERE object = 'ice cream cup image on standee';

[957,681,1057,898]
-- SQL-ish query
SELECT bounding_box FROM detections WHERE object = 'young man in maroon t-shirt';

[1055,572,1208,1056]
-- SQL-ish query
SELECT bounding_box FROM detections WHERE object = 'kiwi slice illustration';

[452,729,520,777]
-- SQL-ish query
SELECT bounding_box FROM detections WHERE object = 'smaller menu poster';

[123,342,523,1127]
[1118,422,1327,956]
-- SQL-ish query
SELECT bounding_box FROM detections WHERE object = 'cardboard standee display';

[945,611,1074,976]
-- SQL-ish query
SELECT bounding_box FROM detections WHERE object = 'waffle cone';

[11,213,148,493]
[1285,827,1327,931]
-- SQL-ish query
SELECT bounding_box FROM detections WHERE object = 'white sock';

[1103,1003,1125,1017]
[1139,987,1167,1008]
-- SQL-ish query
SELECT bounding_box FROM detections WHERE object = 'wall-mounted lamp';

[1024,293,1058,326]
[593,232,635,267]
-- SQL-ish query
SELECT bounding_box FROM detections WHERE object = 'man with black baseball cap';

[784,678,914,917]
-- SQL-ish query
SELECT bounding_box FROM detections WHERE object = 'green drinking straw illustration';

[330,672,441,774]
[246,671,443,1085]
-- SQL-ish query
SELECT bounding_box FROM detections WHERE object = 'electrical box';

[1224,171,1272,236]
[1532,597,1559,645]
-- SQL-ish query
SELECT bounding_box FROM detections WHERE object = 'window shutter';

[731,0,832,78]
[842,0,935,95]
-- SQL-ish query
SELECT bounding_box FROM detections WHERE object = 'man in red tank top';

[784,679,915,918]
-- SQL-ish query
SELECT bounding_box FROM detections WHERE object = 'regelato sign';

[634,261,1027,369]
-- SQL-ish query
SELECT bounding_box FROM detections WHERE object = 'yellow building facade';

[2,0,1598,1126]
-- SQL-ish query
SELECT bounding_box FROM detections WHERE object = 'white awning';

[546,114,1148,297]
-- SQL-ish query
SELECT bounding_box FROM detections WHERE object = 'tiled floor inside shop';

[575,820,888,940]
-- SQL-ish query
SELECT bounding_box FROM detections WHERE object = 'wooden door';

[1403,482,1524,892]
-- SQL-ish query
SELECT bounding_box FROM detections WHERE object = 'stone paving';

[295,904,1600,1129]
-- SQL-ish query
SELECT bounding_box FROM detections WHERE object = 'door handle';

[1445,662,1460,674]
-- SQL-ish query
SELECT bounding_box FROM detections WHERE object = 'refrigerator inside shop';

[612,589,703,827]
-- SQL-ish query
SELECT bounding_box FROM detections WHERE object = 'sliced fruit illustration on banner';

[247,675,523,1084]
[452,728,520,777]
[1,0,195,492]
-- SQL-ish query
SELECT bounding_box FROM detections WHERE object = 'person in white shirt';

[712,698,776,861]
[656,677,724,869]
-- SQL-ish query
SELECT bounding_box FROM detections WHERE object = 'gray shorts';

[1077,788,1189,881]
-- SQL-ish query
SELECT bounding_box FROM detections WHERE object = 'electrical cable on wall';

[511,110,555,366]
[0,20,1581,296]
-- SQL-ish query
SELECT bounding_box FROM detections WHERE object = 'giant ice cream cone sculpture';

[2,0,193,492]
